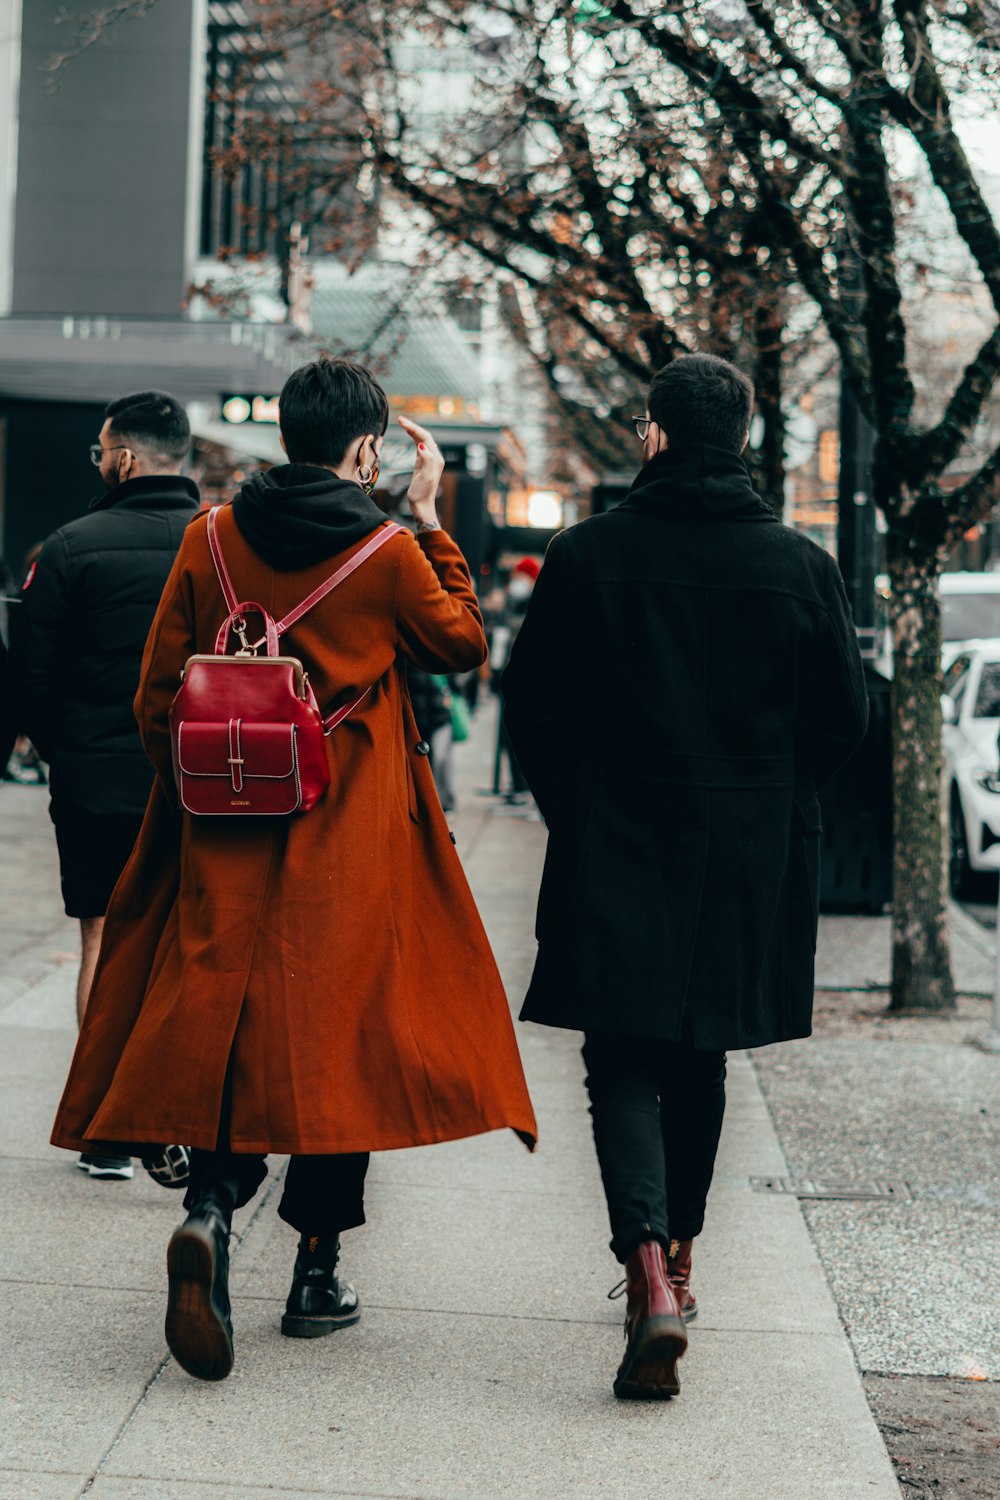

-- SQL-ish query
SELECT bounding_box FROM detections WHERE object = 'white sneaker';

[78,1152,133,1180]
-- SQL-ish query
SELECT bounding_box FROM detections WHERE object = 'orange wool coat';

[51,507,537,1157]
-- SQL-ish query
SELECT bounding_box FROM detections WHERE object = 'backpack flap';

[175,719,303,816]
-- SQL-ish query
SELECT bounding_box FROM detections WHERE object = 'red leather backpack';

[168,507,405,817]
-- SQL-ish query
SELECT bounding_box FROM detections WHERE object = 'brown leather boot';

[667,1238,698,1323]
[613,1240,688,1399]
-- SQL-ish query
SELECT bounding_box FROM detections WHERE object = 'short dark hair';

[105,390,190,463]
[279,357,389,466]
[647,354,754,453]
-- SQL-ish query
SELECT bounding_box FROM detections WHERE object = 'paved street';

[757,907,1000,1498]
[0,716,908,1499]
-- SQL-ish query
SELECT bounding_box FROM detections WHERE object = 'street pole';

[836,370,878,657]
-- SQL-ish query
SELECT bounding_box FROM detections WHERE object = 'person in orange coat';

[51,357,537,1381]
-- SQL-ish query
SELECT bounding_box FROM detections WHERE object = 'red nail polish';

[419,442,426,451]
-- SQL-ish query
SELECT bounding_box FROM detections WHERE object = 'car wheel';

[949,788,975,900]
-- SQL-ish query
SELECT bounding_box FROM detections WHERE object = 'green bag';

[449,688,471,745]
[432,675,471,744]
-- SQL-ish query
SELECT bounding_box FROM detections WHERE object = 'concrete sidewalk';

[0,719,899,1499]
[816,904,996,997]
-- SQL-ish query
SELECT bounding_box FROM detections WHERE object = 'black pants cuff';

[612,1227,672,1265]
[185,1150,267,1215]
[669,1220,705,1243]
[277,1199,367,1238]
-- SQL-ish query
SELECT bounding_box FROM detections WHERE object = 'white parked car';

[940,573,1000,669]
[942,641,1000,896]
[871,572,1000,676]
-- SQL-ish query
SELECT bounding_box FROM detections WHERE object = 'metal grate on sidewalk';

[750,1177,914,1201]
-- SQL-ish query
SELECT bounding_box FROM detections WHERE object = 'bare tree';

[61,0,1000,1009]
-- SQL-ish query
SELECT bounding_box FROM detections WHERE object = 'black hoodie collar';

[232,464,390,571]
[89,474,201,514]
[623,443,773,523]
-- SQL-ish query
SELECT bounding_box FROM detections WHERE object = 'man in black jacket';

[11,391,200,1178]
[502,354,868,1401]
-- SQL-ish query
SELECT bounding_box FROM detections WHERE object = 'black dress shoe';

[165,1188,234,1381]
[281,1234,360,1339]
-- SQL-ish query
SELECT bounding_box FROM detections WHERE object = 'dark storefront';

[0,400,105,579]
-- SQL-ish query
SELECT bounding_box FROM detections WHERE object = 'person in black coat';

[502,353,868,1401]
[10,391,200,1178]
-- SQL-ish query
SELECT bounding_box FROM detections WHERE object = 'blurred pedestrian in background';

[0,633,16,776]
[51,357,537,1384]
[1,555,21,778]
[407,666,457,813]
[3,547,48,784]
[11,391,199,1179]
[0,555,15,646]
[491,557,539,802]
[503,353,867,1401]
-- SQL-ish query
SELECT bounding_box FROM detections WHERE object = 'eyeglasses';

[631,415,652,441]
[89,443,131,467]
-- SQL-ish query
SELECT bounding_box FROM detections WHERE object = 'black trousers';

[183,1063,369,1239]
[582,1029,727,1264]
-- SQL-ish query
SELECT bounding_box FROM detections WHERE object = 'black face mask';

[360,458,380,496]
[103,454,133,491]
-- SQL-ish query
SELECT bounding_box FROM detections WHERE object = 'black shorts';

[52,810,144,919]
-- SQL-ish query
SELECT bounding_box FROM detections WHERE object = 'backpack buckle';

[232,615,257,656]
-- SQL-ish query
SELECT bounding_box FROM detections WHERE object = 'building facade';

[0,0,301,574]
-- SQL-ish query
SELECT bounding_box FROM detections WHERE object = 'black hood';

[232,464,390,570]
[89,474,201,514]
[623,443,774,524]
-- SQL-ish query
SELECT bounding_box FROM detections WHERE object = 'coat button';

[416,740,431,756]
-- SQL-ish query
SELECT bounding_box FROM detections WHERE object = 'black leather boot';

[281,1234,360,1338]
[165,1182,235,1381]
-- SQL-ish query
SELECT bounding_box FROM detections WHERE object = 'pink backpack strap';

[206,506,239,614]
[205,512,408,731]
[274,523,406,638]
[322,685,374,735]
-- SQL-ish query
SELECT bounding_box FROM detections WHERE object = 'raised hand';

[398,415,444,528]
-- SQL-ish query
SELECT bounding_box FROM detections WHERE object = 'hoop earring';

[357,458,379,497]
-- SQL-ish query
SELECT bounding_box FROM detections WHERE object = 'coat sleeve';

[133,536,196,794]
[395,529,488,673]
[7,531,72,762]
[797,557,870,790]
[501,531,578,823]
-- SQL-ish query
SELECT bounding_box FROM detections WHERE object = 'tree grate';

[749,1177,914,1202]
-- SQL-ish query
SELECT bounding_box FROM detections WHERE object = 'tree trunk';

[886,536,956,1012]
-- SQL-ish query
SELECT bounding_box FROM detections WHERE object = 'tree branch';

[909,322,1000,483]
[887,0,1000,315]
[939,436,1000,550]
[840,108,916,435]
